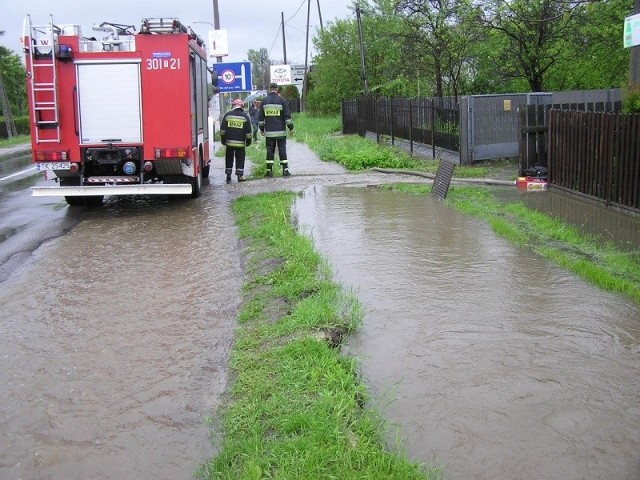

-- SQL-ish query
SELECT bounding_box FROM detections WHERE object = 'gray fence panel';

[461,93,554,164]
[551,88,621,106]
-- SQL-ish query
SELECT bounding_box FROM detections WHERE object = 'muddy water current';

[294,185,640,480]
[0,191,241,479]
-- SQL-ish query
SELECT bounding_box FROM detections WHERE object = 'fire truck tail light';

[155,147,188,159]
[35,150,69,161]
[143,161,153,172]
[69,163,80,173]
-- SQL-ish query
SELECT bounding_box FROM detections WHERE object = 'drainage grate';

[432,159,455,199]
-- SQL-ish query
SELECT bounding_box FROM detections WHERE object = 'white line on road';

[0,166,37,181]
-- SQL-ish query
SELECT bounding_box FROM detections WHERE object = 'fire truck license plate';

[37,162,71,171]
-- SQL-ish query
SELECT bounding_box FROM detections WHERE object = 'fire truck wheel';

[64,195,104,206]
[60,178,104,206]
[201,146,210,178]
[189,160,203,198]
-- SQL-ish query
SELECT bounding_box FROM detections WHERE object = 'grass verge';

[240,112,515,179]
[0,134,30,148]
[196,191,441,479]
[292,113,516,179]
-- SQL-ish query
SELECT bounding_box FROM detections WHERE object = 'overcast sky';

[1,0,355,65]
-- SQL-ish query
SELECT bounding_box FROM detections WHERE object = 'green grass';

[292,113,514,178]
[0,135,30,148]
[197,191,441,480]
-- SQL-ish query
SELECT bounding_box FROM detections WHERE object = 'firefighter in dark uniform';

[220,98,252,183]
[258,83,294,177]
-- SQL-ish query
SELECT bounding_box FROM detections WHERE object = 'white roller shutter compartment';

[77,62,142,144]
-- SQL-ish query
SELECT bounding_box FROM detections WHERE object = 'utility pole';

[212,0,224,121]
[356,6,368,94]
[632,0,640,87]
[302,0,311,111]
[316,0,324,32]
[212,0,222,63]
[281,12,287,64]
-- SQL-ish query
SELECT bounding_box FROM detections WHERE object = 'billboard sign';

[270,64,292,85]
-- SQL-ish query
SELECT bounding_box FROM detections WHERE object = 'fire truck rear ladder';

[25,14,61,144]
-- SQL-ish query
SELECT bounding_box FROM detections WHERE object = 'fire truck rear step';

[85,176,140,183]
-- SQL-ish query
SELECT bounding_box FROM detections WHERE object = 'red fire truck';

[23,16,213,205]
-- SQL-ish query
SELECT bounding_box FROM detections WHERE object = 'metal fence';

[548,110,640,212]
[343,89,623,165]
[342,96,459,156]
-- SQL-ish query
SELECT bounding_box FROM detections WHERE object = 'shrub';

[622,83,640,113]
[0,115,30,139]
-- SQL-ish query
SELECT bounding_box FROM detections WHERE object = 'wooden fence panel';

[548,110,640,212]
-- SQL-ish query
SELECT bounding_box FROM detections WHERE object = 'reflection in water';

[0,188,241,479]
[498,188,640,252]
[294,186,640,480]
[0,151,32,175]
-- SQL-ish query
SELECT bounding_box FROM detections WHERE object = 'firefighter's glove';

[245,138,252,147]
[220,136,226,146]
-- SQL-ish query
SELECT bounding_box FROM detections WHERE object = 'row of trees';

[305,0,634,114]
[1,1,635,125]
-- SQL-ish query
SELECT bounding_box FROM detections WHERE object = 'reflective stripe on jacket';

[258,92,293,138]
[220,108,252,148]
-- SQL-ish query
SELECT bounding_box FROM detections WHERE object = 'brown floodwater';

[0,189,241,480]
[2,137,639,479]
[293,185,640,480]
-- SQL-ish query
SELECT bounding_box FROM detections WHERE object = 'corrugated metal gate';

[460,93,551,164]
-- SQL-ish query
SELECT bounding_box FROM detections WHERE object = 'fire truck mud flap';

[31,184,192,196]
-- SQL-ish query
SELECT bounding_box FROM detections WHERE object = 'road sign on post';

[207,29,229,58]
[290,64,305,86]
[215,62,253,92]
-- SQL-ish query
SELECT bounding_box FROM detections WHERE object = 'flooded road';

[2,138,639,479]
[0,187,242,479]
[294,186,640,480]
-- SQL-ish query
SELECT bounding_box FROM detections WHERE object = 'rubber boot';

[283,166,291,177]
[266,167,273,177]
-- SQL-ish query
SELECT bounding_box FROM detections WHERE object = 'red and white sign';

[220,69,236,84]
[208,29,229,58]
